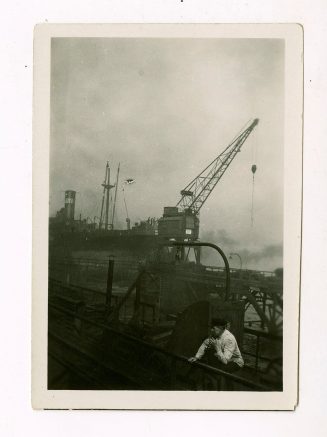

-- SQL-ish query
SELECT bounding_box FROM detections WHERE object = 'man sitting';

[188,318,244,373]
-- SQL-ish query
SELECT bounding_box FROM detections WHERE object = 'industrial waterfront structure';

[48,119,282,391]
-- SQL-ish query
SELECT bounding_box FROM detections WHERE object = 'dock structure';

[48,242,282,391]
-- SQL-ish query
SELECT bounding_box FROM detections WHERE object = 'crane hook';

[251,164,257,227]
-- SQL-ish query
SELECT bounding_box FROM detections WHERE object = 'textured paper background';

[1,0,326,435]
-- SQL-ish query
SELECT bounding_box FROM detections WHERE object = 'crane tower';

[158,118,259,241]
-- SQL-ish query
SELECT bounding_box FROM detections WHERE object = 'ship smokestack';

[64,190,76,223]
[126,217,131,230]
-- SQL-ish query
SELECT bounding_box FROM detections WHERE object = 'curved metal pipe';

[169,241,231,301]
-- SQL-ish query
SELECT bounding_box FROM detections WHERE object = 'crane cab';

[158,206,199,241]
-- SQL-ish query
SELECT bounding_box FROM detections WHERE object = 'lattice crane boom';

[176,118,259,214]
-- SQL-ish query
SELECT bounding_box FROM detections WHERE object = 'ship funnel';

[64,190,76,222]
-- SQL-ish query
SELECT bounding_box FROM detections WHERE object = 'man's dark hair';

[211,318,228,328]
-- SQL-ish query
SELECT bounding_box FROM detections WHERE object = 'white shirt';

[195,329,244,367]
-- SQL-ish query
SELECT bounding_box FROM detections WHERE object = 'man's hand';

[188,357,198,363]
[205,337,216,349]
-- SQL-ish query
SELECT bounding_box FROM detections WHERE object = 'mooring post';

[106,255,114,309]
[134,274,142,323]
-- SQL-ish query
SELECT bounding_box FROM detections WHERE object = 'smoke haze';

[50,37,284,271]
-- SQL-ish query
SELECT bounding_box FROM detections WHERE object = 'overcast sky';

[50,37,284,271]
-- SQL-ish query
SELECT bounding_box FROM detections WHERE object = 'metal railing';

[49,276,282,377]
[49,301,275,391]
[242,327,282,384]
[49,275,158,327]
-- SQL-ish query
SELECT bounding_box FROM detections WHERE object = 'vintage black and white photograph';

[32,24,302,410]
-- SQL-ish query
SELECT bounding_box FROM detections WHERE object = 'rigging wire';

[122,187,129,220]
[111,163,120,229]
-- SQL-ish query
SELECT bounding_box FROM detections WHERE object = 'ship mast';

[99,161,115,230]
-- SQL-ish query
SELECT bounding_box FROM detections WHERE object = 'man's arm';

[214,338,234,364]
[188,338,211,362]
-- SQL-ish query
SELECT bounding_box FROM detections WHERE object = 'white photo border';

[32,23,303,410]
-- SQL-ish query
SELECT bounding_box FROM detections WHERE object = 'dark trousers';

[216,361,242,390]
[217,361,241,373]
[204,355,242,390]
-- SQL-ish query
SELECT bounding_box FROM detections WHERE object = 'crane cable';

[251,132,258,227]
[251,166,256,227]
